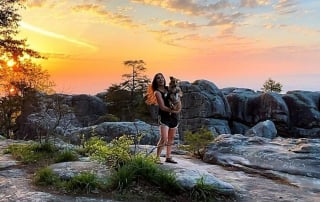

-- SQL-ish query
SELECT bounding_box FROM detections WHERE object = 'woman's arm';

[154,91,172,113]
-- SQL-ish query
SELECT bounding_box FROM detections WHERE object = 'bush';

[34,167,59,186]
[30,142,57,153]
[54,150,79,163]
[84,135,134,168]
[184,127,215,159]
[66,172,99,194]
[109,155,183,195]
[6,142,57,163]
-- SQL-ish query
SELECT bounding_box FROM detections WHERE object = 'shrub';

[30,142,57,153]
[54,150,79,163]
[109,155,183,195]
[184,127,215,159]
[6,142,57,163]
[84,135,134,168]
[66,172,99,194]
[34,167,59,186]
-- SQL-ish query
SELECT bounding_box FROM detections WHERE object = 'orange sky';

[18,0,320,95]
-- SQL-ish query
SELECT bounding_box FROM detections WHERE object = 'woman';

[148,73,182,164]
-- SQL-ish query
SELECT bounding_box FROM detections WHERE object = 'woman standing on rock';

[146,73,181,164]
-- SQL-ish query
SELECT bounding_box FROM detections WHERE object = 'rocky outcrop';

[15,80,320,140]
[203,134,320,180]
[282,91,320,138]
[1,138,320,202]
[68,120,160,145]
[179,80,231,139]
[15,93,107,139]
[179,81,319,138]
[222,88,289,136]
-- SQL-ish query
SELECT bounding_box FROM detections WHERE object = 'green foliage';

[34,168,102,194]
[84,135,134,168]
[261,78,283,93]
[151,167,183,195]
[184,127,215,159]
[66,172,99,194]
[190,176,217,202]
[6,142,57,163]
[54,150,79,163]
[109,162,136,191]
[30,142,57,153]
[109,155,183,195]
[34,167,60,186]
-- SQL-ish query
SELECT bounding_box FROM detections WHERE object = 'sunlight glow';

[19,21,98,50]
[7,60,15,67]
[9,87,15,95]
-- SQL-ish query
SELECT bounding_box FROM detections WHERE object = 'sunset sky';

[18,0,320,95]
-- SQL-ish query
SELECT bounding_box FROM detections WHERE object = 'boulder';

[179,80,231,139]
[245,120,277,139]
[282,91,320,138]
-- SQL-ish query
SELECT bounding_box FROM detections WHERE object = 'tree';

[261,78,282,93]
[121,60,150,96]
[0,0,54,138]
[105,60,150,121]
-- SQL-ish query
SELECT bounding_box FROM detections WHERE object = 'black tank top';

[158,89,179,128]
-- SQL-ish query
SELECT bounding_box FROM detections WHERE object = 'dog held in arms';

[167,76,183,111]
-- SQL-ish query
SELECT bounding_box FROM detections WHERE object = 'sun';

[7,60,15,67]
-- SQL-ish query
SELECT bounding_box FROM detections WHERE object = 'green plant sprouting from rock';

[183,127,216,159]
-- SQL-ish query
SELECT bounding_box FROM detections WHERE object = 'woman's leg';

[156,124,169,158]
[166,127,177,159]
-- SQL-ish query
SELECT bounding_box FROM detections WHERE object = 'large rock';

[69,120,160,145]
[15,93,107,140]
[224,88,289,136]
[282,91,320,138]
[179,80,231,139]
[245,120,277,139]
[203,134,320,179]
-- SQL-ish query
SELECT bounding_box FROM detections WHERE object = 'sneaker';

[165,158,177,164]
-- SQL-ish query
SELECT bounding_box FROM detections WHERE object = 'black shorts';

[158,113,179,128]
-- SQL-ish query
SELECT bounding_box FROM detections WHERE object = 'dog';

[167,76,183,111]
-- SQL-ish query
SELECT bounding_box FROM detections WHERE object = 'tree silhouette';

[106,60,150,121]
[261,78,283,93]
[0,0,54,138]
[121,60,150,96]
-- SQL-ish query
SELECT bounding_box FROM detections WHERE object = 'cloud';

[42,52,72,59]
[71,4,141,29]
[19,21,97,50]
[273,0,298,15]
[239,0,270,8]
[24,0,48,8]
[131,0,232,15]
[24,0,67,8]
[160,20,199,30]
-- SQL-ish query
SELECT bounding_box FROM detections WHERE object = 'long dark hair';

[146,73,166,105]
[151,73,166,91]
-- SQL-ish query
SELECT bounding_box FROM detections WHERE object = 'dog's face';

[169,76,179,91]
[168,76,183,98]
